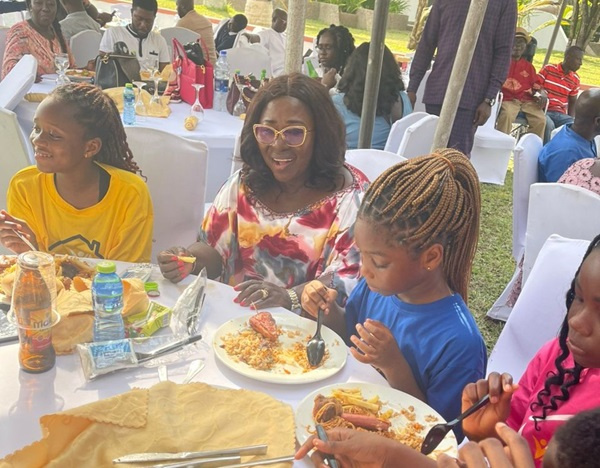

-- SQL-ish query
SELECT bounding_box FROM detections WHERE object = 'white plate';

[295,382,458,458]
[213,312,347,384]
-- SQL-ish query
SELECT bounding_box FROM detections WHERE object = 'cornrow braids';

[530,233,600,429]
[316,24,355,75]
[49,83,142,175]
[358,149,480,301]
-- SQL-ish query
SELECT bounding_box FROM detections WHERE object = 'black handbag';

[94,42,141,89]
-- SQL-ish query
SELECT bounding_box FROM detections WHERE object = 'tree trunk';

[568,0,600,50]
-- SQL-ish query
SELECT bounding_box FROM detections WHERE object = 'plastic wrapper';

[170,268,207,336]
[120,263,154,283]
[125,301,172,338]
[76,334,204,380]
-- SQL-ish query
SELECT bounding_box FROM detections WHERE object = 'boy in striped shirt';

[538,46,584,142]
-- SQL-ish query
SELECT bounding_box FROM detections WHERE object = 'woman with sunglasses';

[158,73,368,312]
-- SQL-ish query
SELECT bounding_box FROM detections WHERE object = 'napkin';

[184,115,198,131]
[0,382,295,467]
[103,87,171,118]
[24,93,48,102]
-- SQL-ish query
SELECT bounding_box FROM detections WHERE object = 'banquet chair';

[550,124,564,139]
[396,114,439,160]
[124,127,208,261]
[0,27,8,80]
[0,107,32,255]
[523,183,600,284]
[160,27,200,57]
[204,133,242,215]
[487,235,589,380]
[345,149,407,182]
[0,54,37,111]
[69,30,102,68]
[470,93,516,185]
[486,134,542,321]
[383,111,429,154]
[225,44,271,79]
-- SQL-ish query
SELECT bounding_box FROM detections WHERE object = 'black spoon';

[420,394,491,455]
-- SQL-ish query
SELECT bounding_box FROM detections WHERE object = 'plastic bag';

[170,268,207,337]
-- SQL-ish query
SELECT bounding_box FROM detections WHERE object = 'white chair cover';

[0,54,37,111]
[470,119,515,185]
[523,183,600,283]
[0,27,9,81]
[512,133,543,261]
[160,26,200,57]
[69,30,102,68]
[487,235,589,380]
[550,124,564,139]
[0,107,33,255]
[204,132,242,216]
[345,149,407,182]
[124,127,208,262]
[397,114,439,160]
[383,111,429,154]
[225,44,271,78]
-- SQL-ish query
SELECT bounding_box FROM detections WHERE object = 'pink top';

[506,338,600,467]
[2,21,74,79]
[558,158,600,196]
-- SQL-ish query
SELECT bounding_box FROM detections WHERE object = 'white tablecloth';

[0,263,387,464]
[14,77,244,201]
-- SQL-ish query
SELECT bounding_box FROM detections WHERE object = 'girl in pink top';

[462,233,600,467]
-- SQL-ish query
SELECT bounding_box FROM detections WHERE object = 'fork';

[420,394,490,455]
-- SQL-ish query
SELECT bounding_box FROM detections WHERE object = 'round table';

[0,262,388,465]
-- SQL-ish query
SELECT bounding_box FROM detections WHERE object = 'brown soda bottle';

[12,252,57,373]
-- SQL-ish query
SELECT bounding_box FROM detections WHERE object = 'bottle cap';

[96,261,117,274]
[125,83,133,88]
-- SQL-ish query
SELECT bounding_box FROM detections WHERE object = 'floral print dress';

[2,21,74,79]
[558,158,600,196]
[200,165,369,305]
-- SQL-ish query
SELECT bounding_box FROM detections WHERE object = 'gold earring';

[426,266,431,271]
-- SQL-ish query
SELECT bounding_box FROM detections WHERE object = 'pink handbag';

[172,38,214,109]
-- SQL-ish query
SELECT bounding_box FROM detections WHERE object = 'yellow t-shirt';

[7,163,153,262]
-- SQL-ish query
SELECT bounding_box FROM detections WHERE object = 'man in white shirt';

[244,8,287,77]
[99,0,170,71]
[59,0,101,43]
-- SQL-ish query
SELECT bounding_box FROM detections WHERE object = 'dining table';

[13,77,245,202]
[0,261,388,466]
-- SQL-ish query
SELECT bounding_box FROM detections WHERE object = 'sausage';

[341,413,391,432]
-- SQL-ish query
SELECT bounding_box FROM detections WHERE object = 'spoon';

[420,394,490,455]
[306,308,326,367]
[182,359,205,384]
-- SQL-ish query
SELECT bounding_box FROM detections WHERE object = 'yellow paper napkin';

[24,93,48,102]
[104,87,171,118]
[0,382,295,468]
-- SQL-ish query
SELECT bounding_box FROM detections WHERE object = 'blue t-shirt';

[332,92,412,150]
[538,124,598,182]
[345,278,487,441]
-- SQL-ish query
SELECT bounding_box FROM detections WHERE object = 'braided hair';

[530,233,600,428]
[49,83,141,174]
[358,149,480,301]
[316,24,355,76]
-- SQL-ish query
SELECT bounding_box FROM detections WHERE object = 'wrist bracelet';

[287,289,301,313]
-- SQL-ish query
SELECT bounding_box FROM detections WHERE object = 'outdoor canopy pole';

[284,0,307,73]
[431,0,489,151]
[358,0,390,149]
[543,0,569,66]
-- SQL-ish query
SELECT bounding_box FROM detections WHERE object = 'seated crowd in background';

[241,8,287,77]
[332,42,412,150]
[59,0,101,43]
[175,0,216,64]
[99,0,169,71]
[214,13,247,52]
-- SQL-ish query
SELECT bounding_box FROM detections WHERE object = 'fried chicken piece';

[249,311,279,341]
[313,394,343,421]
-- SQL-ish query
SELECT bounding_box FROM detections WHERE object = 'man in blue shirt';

[538,89,600,182]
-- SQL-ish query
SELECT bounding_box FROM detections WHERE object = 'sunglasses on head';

[253,124,312,147]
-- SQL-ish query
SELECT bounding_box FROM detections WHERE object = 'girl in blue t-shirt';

[301,149,486,440]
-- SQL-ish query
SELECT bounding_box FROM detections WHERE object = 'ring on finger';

[259,288,269,299]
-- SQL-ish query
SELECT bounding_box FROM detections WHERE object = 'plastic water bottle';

[92,261,125,342]
[123,83,136,125]
[214,50,229,112]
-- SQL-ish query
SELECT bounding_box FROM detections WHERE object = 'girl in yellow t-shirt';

[0,83,153,262]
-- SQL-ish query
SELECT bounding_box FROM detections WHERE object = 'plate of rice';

[213,312,347,384]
